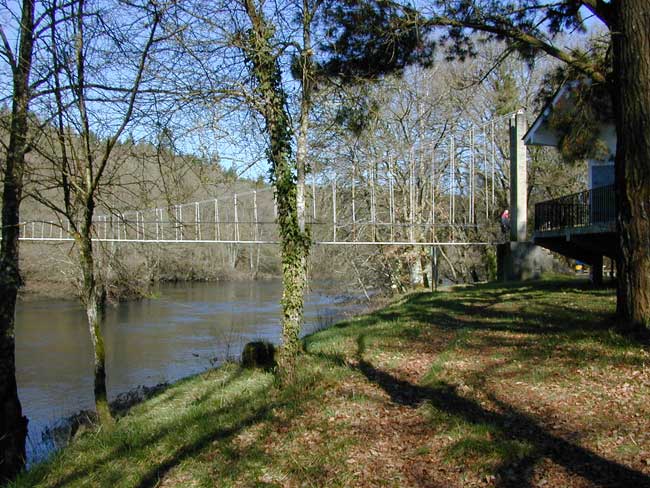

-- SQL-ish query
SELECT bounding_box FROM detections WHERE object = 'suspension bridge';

[17,113,524,247]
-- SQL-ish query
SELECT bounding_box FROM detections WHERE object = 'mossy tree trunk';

[241,0,310,377]
[612,0,650,330]
[75,210,111,424]
[0,0,35,480]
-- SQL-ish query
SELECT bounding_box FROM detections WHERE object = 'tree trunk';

[0,0,35,480]
[295,6,312,235]
[612,0,650,331]
[0,275,27,482]
[226,243,238,270]
[296,130,307,234]
[286,0,314,371]
[242,0,310,378]
[409,253,424,286]
[77,232,112,424]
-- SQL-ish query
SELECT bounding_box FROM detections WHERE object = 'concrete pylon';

[509,111,528,242]
[497,110,556,282]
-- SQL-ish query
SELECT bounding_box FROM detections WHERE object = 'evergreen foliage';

[538,37,613,163]
[318,0,434,81]
[547,79,614,163]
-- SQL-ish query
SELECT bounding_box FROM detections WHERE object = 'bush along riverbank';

[17,240,283,303]
[12,278,650,487]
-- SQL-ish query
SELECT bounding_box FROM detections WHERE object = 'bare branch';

[580,0,613,27]
[0,24,16,71]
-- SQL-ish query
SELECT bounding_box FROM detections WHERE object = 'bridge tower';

[497,111,555,281]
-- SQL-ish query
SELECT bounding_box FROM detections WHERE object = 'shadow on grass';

[389,281,646,367]
[20,279,647,488]
[17,368,274,488]
[354,356,650,487]
[306,279,650,487]
[133,402,273,488]
[43,394,268,488]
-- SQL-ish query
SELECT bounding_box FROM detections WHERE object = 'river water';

[15,280,362,461]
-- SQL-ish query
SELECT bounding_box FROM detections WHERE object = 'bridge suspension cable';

[17,113,517,247]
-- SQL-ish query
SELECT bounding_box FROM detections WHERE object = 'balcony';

[534,184,616,234]
[533,185,617,262]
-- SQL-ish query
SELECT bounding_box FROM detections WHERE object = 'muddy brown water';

[15,280,362,462]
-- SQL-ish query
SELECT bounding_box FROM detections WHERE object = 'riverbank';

[17,239,284,303]
[17,271,281,303]
[12,278,650,487]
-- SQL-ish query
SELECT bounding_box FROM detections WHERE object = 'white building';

[524,81,615,190]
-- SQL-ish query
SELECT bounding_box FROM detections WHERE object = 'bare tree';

[27,0,166,423]
[232,0,310,376]
[0,0,35,478]
[307,44,584,289]
[169,0,325,376]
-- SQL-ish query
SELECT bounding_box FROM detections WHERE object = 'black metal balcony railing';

[534,184,616,232]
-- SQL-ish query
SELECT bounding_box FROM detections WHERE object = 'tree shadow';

[24,279,647,488]
[389,283,648,367]
[133,403,274,488]
[307,284,650,488]
[353,355,650,487]
[43,367,269,488]
[312,281,650,487]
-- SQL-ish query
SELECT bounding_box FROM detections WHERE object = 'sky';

[0,0,610,183]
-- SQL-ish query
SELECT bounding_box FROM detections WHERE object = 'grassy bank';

[13,278,650,487]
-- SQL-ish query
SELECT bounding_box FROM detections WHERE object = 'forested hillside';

[16,136,280,301]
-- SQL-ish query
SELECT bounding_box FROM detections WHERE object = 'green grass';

[12,277,650,487]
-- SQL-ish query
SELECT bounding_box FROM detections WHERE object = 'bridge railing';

[534,184,615,233]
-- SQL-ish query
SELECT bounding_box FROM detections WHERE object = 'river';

[15,280,363,462]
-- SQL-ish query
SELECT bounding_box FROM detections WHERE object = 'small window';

[591,164,614,189]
